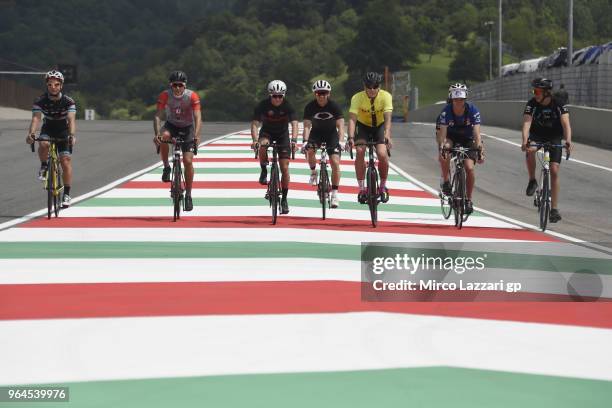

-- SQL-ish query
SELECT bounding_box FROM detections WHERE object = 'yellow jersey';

[349,89,393,127]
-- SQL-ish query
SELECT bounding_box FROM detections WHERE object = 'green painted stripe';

[0,242,610,275]
[198,149,253,154]
[76,197,457,216]
[0,242,357,260]
[19,367,612,408]
[149,167,405,181]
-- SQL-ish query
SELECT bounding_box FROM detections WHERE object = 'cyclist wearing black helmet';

[153,70,202,212]
[347,72,393,204]
[521,77,572,223]
[26,69,77,208]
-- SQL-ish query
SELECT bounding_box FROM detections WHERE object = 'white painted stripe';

[132,173,421,189]
[151,162,398,175]
[201,145,256,151]
[0,228,520,244]
[0,258,361,284]
[98,188,439,206]
[55,206,518,229]
[1,312,611,384]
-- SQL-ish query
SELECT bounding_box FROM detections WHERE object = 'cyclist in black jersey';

[302,80,345,208]
[25,69,77,208]
[521,77,573,223]
[251,80,299,215]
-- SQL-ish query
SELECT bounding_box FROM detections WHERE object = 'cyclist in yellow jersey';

[347,72,393,204]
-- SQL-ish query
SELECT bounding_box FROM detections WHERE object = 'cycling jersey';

[32,92,76,131]
[349,90,393,127]
[157,89,201,128]
[303,99,343,135]
[437,102,481,140]
[253,98,297,136]
[524,97,568,138]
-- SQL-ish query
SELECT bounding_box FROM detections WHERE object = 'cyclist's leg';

[37,128,51,174]
[548,137,563,213]
[307,132,322,185]
[180,126,196,195]
[257,131,271,184]
[159,124,173,166]
[277,133,291,214]
[463,139,479,201]
[374,125,389,191]
[525,133,539,182]
[354,123,369,194]
[325,132,341,189]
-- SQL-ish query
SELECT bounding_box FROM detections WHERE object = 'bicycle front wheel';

[172,162,182,222]
[47,158,54,219]
[270,164,280,225]
[539,172,550,231]
[53,160,63,218]
[453,168,466,229]
[319,165,329,220]
[366,166,378,227]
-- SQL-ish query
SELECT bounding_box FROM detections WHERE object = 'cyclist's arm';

[336,117,345,143]
[302,119,312,143]
[521,114,532,148]
[67,111,76,144]
[250,120,260,143]
[383,111,392,139]
[472,124,482,147]
[193,108,202,145]
[560,113,571,147]
[290,120,299,142]
[153,107,165,137]
[436,125,447,147]
[26,112,42,143]
[347,112,357,141]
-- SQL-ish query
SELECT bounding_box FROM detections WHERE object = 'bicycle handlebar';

[527,142,570,160]
[156,138,198,155]
[29,136,72,152]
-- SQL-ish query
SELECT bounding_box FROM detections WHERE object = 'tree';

[448,40,487,84]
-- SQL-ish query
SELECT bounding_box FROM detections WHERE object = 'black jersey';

[252,98,296,135]
[303,99,343,135]
[524,97,569,138]
[32,92,76,130]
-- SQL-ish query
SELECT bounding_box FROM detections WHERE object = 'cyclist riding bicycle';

[153,70,202,212]
[302,79,345,208]
[251,80,299,215]
[347,72,393,204]
[25,69,77,208]
[436,83,484,215]
[521,77,572,223]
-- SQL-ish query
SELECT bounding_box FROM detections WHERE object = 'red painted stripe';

[193,157,361,166]
[20,216,556,241]
[119,181,435,198]
[1,281,609,327]
[207,143,252,147]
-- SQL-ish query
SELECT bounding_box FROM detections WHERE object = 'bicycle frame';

[31,136,64,219]
[263,140,282,224]
[441,146,479,229]
[305,143,332,219]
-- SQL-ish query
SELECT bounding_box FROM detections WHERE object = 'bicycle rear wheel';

[172,161,182,222]
[366,165,378,227]
[46,158,54,219]
[539,172,550,231]
[54,160,63,218]
[270,163,280,225]
[319,165,329,220]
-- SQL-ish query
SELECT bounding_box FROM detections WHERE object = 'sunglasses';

[271,94,284,99]
[315,91,329,96]
[172,83,185,88]
[532,88,544,95]
[366,85,380,90]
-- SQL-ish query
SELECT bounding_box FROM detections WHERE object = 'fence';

[470,62,612,110]
[0,78,40,110]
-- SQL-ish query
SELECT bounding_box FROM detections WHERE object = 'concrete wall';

[409,101,612,149]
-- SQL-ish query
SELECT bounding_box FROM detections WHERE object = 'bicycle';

[348,140,390,228]
[261,140,282,225]
[30,136,65,219]
[528,142,569,232]
[440,146,481,229]
[304,142,332,220]
[157,134,197,222]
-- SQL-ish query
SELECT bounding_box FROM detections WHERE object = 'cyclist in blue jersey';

[436,83,484,215]
[26,70,77,208]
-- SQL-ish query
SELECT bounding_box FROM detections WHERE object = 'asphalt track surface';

[1,119,611,246]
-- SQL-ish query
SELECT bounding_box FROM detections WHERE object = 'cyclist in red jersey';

[153,71,202,211]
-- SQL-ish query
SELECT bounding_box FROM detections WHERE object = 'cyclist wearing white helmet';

[153,70,202,211]
[436,83,484,215]
[302,79,345,208]
[347,72,394,204]
[26,69,77,208]
[251,79,299,215]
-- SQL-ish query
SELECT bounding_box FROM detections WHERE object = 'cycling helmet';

[267,79,287,95]
[169,70,188,83]
[363,72,382,87]
[531,77,552,90]
[448,83,468,99]
[312,79,332,92]
[45,70,64,83]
